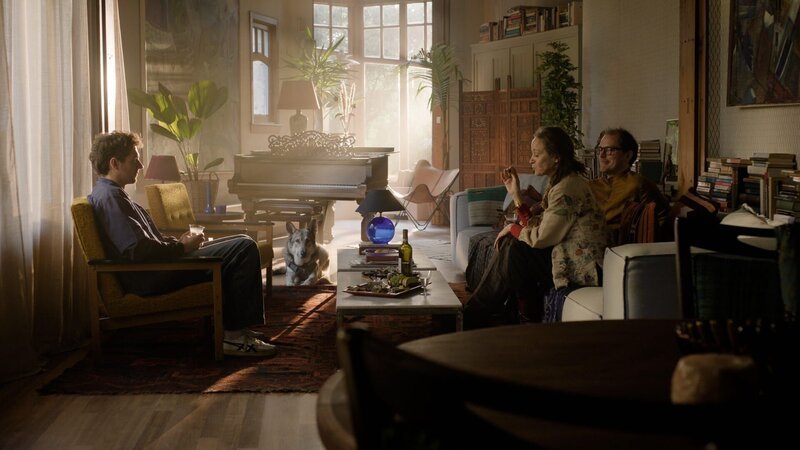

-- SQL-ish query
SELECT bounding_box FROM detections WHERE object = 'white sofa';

[561,242,682,321]
[449,175,549,272]
[450,182,683,321]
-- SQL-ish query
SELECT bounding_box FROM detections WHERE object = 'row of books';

[772,172,800,224]
[479,2,582,43]
[695,153,797,215]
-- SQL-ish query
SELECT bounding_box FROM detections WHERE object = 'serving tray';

[343,283,423,298]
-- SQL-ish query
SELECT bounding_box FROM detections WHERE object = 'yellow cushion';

[145,183,197,229]
[71,197,125,301]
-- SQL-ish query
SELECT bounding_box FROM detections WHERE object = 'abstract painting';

[728,0,800,106]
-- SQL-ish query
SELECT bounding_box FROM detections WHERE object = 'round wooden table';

[317,319,711,450]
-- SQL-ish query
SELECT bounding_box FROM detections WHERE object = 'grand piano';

[228,132,391,242]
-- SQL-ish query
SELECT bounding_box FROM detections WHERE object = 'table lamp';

[144,155,181,183]
[356,189,405,244]
[277,80,321,135]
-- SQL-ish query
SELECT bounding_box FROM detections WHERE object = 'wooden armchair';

[72,197,225,360]
[145,182,274,298]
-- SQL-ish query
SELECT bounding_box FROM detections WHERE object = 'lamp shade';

[356,189,404,214]
[144,155,181,182]
[277,80,320,111]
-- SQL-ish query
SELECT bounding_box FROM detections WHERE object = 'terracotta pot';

[183,179,219,214]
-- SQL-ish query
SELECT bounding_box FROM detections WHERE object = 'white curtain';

[0,0,93,381]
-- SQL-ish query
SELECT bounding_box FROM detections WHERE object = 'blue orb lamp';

[355,189,405,244]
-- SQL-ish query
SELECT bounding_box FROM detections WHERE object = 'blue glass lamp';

[356,189,405,244]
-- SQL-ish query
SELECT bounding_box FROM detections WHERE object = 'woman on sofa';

[464,126,608,328]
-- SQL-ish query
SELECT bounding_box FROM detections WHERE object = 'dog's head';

[285,219,318,265]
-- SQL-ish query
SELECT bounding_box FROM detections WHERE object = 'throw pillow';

[466,186,507,226]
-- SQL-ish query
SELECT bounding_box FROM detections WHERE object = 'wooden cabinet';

[470,25,581,91]
[460,26,581,189]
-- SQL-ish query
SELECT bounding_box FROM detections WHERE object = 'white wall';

[582,0,680,147]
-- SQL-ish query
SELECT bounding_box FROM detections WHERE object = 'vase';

[183,179,219,214]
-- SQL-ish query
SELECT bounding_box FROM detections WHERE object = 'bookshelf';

[470,25,580,91]
[770,175,800,223]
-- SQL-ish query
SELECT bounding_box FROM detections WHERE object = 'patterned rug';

[40,286,452,394]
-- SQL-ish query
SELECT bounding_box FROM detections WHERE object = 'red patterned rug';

[41,285,457,394]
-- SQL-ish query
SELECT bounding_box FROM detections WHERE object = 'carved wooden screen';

[459,83,539,189]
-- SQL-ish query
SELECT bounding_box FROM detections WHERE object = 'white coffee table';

[335,269,463,331]
[336,248,437,272]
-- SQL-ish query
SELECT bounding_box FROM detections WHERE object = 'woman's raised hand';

[501,166,520,194]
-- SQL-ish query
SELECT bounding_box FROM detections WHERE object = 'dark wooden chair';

[335,325,762,450]
[674,216,784,320]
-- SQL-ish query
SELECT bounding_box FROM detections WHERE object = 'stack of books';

[635,139,662,184]
[748,153,796,177]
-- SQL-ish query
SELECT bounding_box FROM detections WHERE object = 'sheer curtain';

[0,0,93,381]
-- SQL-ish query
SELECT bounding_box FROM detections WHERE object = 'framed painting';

[728,0,800,106]
[142,0,239,170]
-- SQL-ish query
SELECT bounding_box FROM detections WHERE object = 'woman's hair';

[596,127,638,164]
[534,126,586,186]
[89,131,142,175]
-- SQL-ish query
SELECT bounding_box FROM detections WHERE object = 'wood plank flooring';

[0,218,455,450]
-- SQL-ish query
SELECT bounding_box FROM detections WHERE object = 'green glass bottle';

[399,229,413,276]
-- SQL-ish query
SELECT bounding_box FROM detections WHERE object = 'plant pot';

[183,179,219,214]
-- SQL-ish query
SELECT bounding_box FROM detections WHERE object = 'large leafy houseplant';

[408,43,464,170]
[536,41,583,149]
[128,80,228,181]
[284,28,356,118]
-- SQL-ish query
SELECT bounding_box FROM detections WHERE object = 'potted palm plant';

[128,80,228,212]
[408,43,464,170]
[284,28,356,130]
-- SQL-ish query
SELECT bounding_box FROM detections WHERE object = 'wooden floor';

[0,216,456,450]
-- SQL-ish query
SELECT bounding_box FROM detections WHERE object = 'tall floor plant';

[536,41,583,149]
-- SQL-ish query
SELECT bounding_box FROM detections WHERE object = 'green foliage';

[284,28,356,110]
[536,41,583,149]
[407,43,465,169]
[128,80,228,180]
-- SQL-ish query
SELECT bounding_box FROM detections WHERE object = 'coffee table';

[335,267,463,331]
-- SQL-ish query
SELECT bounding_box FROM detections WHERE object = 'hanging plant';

[536,41,583,149]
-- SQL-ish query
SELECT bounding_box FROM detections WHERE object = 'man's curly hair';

[89,131,142,175]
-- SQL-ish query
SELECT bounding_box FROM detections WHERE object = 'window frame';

[313,1,435,171]
[250,13,278,126]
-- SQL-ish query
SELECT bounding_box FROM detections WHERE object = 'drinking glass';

[189,224,205,235]
[421,270,432,297]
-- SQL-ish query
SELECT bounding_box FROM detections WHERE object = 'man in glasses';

[589,128,670,245]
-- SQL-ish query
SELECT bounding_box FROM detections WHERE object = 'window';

[314,4,349,51]
[313,1,434,173]
[251,14,277,125]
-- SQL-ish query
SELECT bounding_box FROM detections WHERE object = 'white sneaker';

[223,336,277,357]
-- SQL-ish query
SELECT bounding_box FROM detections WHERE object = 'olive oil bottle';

[399,229,413,276]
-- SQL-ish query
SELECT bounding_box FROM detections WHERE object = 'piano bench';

[256,211,325,241]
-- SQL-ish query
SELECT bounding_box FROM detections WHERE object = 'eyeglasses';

[594,146,624,155]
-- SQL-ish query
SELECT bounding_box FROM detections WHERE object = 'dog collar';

[286,249,319,275]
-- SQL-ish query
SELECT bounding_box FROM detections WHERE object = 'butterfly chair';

[391,160,460,230]
[336,325,762,450]
[145,183,274,299]
[675,216,784,320]
[71,197,225,360]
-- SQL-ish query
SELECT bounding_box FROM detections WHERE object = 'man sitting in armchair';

[589,128,671,246]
